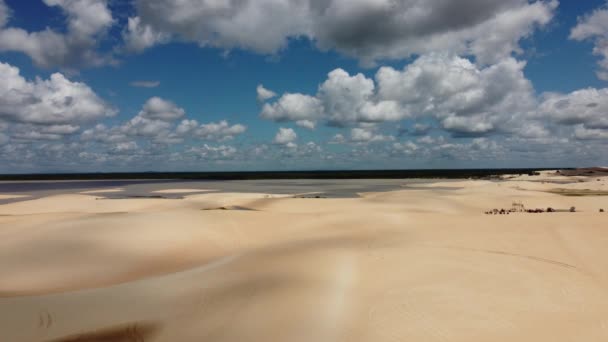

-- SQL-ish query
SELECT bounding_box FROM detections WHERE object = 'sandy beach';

[1,171,607,341]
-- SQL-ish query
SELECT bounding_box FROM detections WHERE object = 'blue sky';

[0,0,607,172]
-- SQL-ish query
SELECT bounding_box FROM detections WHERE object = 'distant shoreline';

[0,168,565,181]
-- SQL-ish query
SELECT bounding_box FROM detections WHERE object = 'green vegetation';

[0,169,557,181]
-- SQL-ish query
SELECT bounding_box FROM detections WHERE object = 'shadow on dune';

[49,322,160,342]
[1,229,405,342]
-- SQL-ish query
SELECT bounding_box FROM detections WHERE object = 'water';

[0,179,455,205]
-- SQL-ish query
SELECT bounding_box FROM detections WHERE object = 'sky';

[0,0,607,173]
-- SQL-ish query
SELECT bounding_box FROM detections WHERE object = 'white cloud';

[80,98,247,146]
[42,124,81,135]
[261,93,323,127]
[193,120,247,141]
[539,88,608,129]
[571,5,608,39]
[0,0,114,69]
[319,68,407,125]
[350,127,395,143]
[175,119,199,135]
[392,141,419,155]
[0,61,116,125]
[570,3,608,80]
[43,0,112,38]
[330,133,346,144]
[127,0,556,66]
[122,114,173,138]
[175,119,246,141]
[114,97,185,141]
[274,127,297,145]
[295,120,316,130]
[535,86,608,141]
[187,144,237,159]
[260,53,608,143]
[11,131,64,141]
[111,141,139,153]
[256,84,277,102]
[122,16,170,53]
[417,136,440,145]
[376,54,537,136]
[1,123,82,143]
[261,69,409,128]
[261,54,538,136]
[129,0,310,55]
[574,125,608,140]
[130,80,160,88]
[410,123,432,136]
[0,0,9,28]
[81,124,128,143]
[138,97,185,121]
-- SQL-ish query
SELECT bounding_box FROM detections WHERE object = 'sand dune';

[0,194,30,200]
[80,188,125,194]
[1,174,608,341]
[152,189,212,194]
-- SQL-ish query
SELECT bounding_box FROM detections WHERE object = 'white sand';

[0,194,29,200]
[80,188,125,194]
[1,174,608,342]
[153,189,212,194]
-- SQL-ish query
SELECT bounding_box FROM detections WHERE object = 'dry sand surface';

[152,189,211,194]
[1,173,608,341]
[0,194,30,200]
[79,188,125,194]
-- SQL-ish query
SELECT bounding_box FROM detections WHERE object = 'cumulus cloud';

[261,53,608,143]
[261,93,324,128]
[0,61,115,125]
[111,141,139,154]
[261,69,408,128]
[122,114,174,138]
[3,123,82,142]
[376,54,537,136]
[78,96,246,148]
[417,135,442,145]
[570,3,608,80]
[138,97,185,121]
[127,0,310,55]
[41,124,81,135]
[538,88,608,138]
[187,144,237,160]
[261,54,539,137]
[122,16,170,53]
[256,84,277,102]
[392,141,420,156]
[81,124,129,143]
[0,0,114,69]
[112,97,185,141]
[410,123,432,136]
[294,120,315,130]
[350,127,395,143]
[126,0,556,65]
[315,0,557,66]
[330,133,346,144]
[319,68,405,126]
[574,125,608,140]
[0,0,8,28]
[274,127,297,145]
[177,119,247,141]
